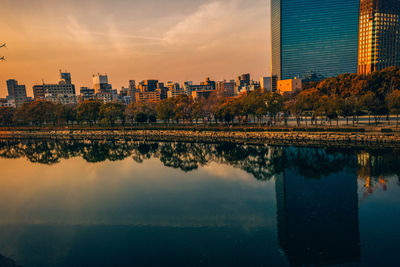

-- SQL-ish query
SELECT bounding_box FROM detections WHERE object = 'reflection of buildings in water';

[357,151,389,203]
[275,170,360,265]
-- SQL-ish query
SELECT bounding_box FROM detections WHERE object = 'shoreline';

[0,128,400,149]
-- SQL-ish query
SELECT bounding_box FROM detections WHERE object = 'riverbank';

[0,127,400,149]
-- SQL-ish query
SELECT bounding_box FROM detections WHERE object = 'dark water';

[0,139,399,267]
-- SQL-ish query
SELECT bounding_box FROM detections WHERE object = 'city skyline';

[0,0,271,97]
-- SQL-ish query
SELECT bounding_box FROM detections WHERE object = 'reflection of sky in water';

[0,157,277,227]
[0,146,399,266]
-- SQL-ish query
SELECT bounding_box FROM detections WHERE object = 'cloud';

[162,0,268,50]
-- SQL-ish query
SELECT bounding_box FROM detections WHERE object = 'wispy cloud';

[162,0,267,50]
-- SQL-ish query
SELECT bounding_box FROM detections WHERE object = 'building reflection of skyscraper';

[275,170,360,265]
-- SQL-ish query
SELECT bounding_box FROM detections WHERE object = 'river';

[0,139,399,266]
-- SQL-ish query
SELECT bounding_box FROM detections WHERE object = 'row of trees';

[289,67,400,127]
[0,92,284,127]
[1,67,400,127]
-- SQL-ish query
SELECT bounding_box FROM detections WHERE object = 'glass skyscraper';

[358,0,400,75]
[271,0,360,81]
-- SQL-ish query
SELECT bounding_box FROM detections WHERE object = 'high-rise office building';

[271,0,359,82]
[358,0,400,75]
[6,79,28,108]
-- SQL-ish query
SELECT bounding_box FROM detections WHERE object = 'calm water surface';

[0,139,399,266]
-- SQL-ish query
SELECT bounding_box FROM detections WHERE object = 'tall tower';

[271,0,359,83]
[358,0,400,75]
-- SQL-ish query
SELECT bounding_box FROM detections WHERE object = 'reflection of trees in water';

[157,143,209,172]
[0,139,399,182]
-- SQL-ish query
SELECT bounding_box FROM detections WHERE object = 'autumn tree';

[14,101,57,126]
[173,95,194,124]
[77,100,103,126]
[125,102,157,124]
[55,104,77,126]
[0,107,15,125]
[387,89,400,128]
[156,98,175,124]
[100,103,125,126]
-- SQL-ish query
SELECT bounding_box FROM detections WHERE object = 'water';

[0,139,399,266]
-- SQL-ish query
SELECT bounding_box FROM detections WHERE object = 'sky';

[0,0,271,97]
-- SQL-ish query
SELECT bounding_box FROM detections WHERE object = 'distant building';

[0,98,16,108]
[277,78,302,94]
[167,83,186,98]
[128,80,136,103]
[186,84,215,96]
[216,81,235,97]
[135,90,161,104]
[119,87,129,97]
[183,81,193,95]
[122,96,132,106]
[200,77,216,90]
[138,80,159,92]
[192,90,215,101]
[35,71,77,105]
[157,83,168,100]
[78,87,95,103]
[238,82,261,95]
[6,79,28,108]
[45,94,77,105]
[96,92,113,103]
[260,77,272,92]
[241,73,251,83]
[235,74,252,95]
[358,0,400,75]
[93,74,112,93]
[92,74,116,103]
[33,85,46,100]
[60,71,72,84]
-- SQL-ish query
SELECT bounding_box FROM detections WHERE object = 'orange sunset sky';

[0,0,271,97]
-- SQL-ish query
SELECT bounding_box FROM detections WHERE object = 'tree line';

[1,67,400,128]
[2,139,399,182]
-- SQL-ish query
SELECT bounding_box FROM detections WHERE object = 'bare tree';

[0,43,6,61]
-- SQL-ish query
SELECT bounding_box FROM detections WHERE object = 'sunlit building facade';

[358,0,400,75]
[271,0,359,81]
